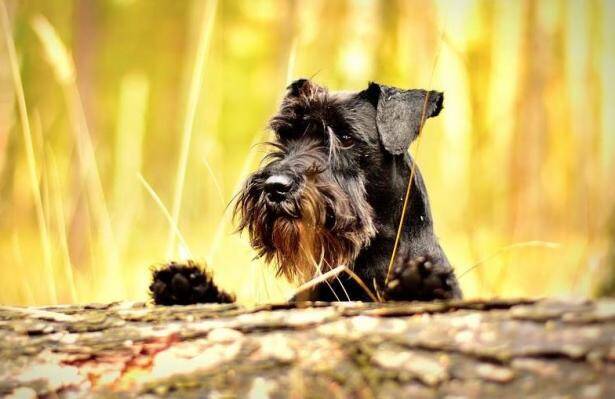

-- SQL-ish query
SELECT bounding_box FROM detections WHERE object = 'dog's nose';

[264,174,293,202]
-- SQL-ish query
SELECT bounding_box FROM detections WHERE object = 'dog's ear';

[286,78,313,97]
[364,82,443,155]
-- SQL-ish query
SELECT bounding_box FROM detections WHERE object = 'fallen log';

[0,299,613,398]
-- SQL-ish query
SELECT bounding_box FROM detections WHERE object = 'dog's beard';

[235,176,376,284]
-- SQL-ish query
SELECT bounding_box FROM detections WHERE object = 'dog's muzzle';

[264,174,294,203]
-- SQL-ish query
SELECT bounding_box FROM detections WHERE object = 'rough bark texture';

[0,299,614,398]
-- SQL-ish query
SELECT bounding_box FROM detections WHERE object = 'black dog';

[150,80,461,304]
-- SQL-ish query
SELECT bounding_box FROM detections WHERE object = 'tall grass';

[1,2,56,303]
[167,0,218,259]
[0,1,612,305]
[114,74,149,261]
[47,149,78,302]
[31,14,122,299]
[138,173,193,259]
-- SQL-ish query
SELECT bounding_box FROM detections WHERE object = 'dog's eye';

[339,133,354,147]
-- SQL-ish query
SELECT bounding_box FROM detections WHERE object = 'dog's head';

[235,79,443,283]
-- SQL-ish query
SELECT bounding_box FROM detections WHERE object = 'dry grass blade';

[11,234,36,304]
[384,97,432,285]
[301,242,343,302]
[32,13,121,297]
[202,156,225,207]
[293,265,379,302]
[138,173,193,259]
[1,3,57,303]
[113,73,149,247]
[292,265,346,299]
[385,27,444,285]
[459,241,561,279]
[340,265,380,302]
[30,15,74,84]
[48,148,78,302]
[286,38,298,86]
[167,0,218,258]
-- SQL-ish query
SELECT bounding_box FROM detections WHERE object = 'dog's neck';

[370,153,433,236]
[353,153,436,287]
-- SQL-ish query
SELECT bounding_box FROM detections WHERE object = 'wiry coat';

[151,79,461,304]
[234,79,461,301]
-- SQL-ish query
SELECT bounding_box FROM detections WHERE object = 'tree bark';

[0,299,613,398]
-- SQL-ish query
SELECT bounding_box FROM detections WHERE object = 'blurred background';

[0,0,613,305]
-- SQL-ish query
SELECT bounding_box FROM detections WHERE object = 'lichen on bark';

[0,299,613,398]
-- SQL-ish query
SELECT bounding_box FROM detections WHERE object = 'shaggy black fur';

[149,261,235,305]
[151,79,462,305]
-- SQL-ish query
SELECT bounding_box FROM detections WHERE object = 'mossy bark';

[0,299,614,398]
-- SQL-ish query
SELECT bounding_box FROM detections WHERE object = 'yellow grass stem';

[31,15,122,297]
[138,173,193,259]
[341,265,380,302]
[48,148,78,302]
[385,28,444,285]
[65,78,120,288]
[114,74,149,252]
[32,111,52,238]
[293,265,379,302]
[167,0,218,258]
[286,38,298,87]
[299,242,346,302]
[384,101,431,284]
[202,156,225,207]
[11,233,36,304]
[1,3,57,304]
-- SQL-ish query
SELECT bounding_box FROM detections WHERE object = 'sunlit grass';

[201,156,225,208]
[32,14,123,299]
[293,265,379,302]
[0,0,612,305]
[114,73,149,260]
[1,3,56,303]
[138,173,193,260]
[48,148,78,303]
[167,0,218,259]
